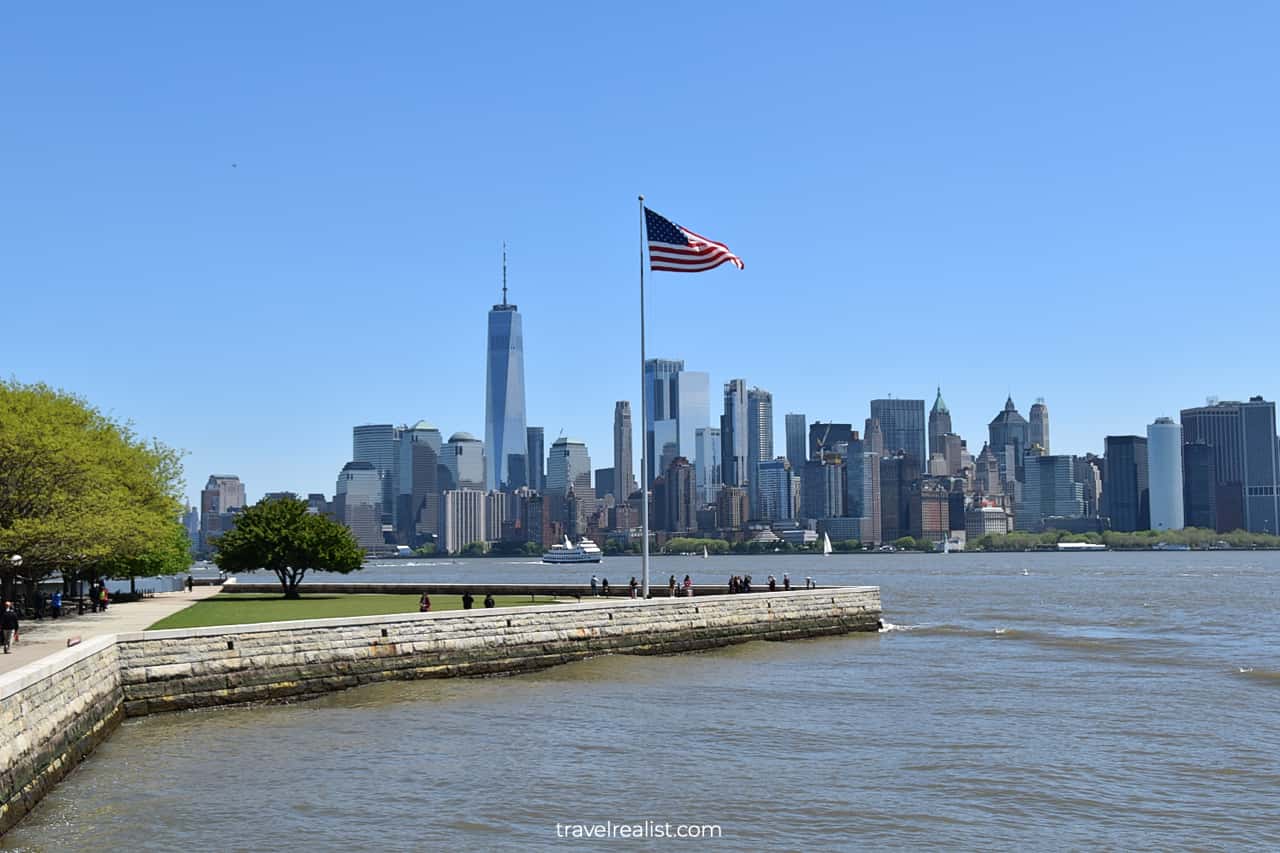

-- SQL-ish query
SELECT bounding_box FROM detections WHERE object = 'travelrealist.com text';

[556,821,723,840]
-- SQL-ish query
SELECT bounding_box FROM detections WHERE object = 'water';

[7,553,1280,851]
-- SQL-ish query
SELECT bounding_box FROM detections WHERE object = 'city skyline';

[4,5,1279,507]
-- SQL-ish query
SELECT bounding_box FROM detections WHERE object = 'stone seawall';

[0,637,124,836]
[0,587,879,835]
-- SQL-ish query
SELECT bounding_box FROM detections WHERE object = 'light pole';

[6,555,20,605]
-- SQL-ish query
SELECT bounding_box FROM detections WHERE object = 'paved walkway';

[0,585,221,675]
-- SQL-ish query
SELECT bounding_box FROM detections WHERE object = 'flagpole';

[638,194,650,600]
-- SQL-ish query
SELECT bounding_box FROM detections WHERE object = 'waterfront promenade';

[0,586,221,675]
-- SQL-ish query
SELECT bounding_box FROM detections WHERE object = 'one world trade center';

[484,247,528,491]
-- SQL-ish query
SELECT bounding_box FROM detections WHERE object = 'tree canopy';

[214,496,363,597]
[0,380,187,594]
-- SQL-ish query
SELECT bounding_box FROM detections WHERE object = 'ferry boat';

[541,536,604,564]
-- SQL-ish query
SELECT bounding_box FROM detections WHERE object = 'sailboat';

[702,546,708,559]
[822,532,833,556]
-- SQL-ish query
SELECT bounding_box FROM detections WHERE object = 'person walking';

[591,575,599,597]
[1,601,19,654]
[99,587,110,612]
[186,575,194,593]
[683,575,693,597]
[51,590,62,619]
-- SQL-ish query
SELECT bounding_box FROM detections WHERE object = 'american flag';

[645,207,744,273]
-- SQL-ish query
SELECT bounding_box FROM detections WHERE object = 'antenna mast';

[501,241,508,306]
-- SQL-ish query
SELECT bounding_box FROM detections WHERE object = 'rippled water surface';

[6,553,1280,851]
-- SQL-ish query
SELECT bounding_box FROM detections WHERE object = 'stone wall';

[0,587,879,836]
[0,636,123,835]
[116,587,880,715]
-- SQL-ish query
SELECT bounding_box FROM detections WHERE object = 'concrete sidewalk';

[0,585,222,674]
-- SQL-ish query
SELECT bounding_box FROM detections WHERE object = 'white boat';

[702,546,708,559]
[542,535,604,564]
[822,532,833,556]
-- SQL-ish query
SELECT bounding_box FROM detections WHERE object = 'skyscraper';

[863,417,884,457]
[484,249,528,492]
[398,421,442,545]
[988,397,1030,483]
[440,432,486,492]
[1029,398,1050,453]
[526,427,545,493]
[335,461,382,548]
[1182,442,1217,530]
[785,413,808,471]
[755,458,793,521]
[1180,397,1280,534]
[748,387,774,517]
[613,401,634,500]
[808,422,854,460]
[928,388,951,461]
[353,424,399,527]
[695,426,722,505]
[721,379,748,487]
[879,452,919,543]
[675,370,710,471]
[442,489,487,554]
[1147,418,1184,532]
[199,474,246,555]
[844,446,881,546]
[644,358,684,484]
[1104,435,1150,532]
[870,398,926,466]
[1017,455,1084,532]
[547,437,593,533]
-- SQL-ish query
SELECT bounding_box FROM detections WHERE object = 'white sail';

[702,546,708,559]
[822,532,833,556]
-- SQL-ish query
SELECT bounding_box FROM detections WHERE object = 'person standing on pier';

[629,577,639,598]
[1,601,18,653]
[462,591,475,610]
[483,593,496,608]
[668,575,677,597]
[683,575,693,596]
[590,575,599,597]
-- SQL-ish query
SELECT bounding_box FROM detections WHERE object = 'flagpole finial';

[638,194,644,201]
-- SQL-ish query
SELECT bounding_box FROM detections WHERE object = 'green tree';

[214,497,362,598]
[459,541,490,557]
[0,380,186,600]
[100,518,193,596]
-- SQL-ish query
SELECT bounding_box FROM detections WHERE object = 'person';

[462,591,475,610]
[186,575,194,592]
[768,575,777,592]
[728,575,736,594]
[591,575,599,597]
[743,575,752,593]
[89,583,99,613]
[629,577,638,599]
[99,587,110,612]
[418,592,432,613]
[483,593,496,608]
[51,590,62,619]
[601,578,610,596]
[805,576,815,590]
[1,601,18,654]
[36,592,47,621]
[668,575,677,597]
[683,575,693,597]
[783,573,791,591]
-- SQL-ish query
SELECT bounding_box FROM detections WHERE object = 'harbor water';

[5,552,1279,850]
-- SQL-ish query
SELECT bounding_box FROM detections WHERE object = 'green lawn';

[147,593,559,630]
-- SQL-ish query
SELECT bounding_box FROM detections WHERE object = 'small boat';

[542,535,604,564]
[822,532,833,556]
[702,546,708,559]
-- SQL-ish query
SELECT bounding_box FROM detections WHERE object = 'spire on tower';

[501,241,508,306]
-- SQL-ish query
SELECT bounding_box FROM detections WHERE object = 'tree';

[214,497,362,598]
[100,518,193,596]
[0,380,185,601]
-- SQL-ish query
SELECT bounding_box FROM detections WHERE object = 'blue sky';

[3,2,1278,505]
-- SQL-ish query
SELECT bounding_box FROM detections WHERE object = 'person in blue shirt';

[51,590,62,619]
